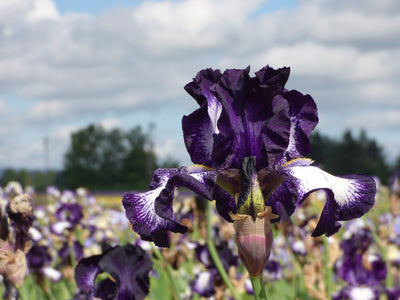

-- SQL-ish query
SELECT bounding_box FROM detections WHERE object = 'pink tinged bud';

[230,207,278,277]
[0,240,27,287]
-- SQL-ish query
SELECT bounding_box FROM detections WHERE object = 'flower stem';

[205,200,240,300]
[151,244,181,300]
[322,236,333,297]
[249,275,268,300]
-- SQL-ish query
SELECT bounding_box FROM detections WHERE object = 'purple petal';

[55,203,83,225]
[265,90,318,166]
[183,65,318,170]
[27,245,52,269]
[183,69,224,167]
[74,254,103,298]
[98,244,153,300]
[191,270,217,297]
[280,158,376,236]
[74,244,153,300]
[123,166,216,247]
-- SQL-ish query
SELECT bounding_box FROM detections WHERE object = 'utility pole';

[145,123,155,181]
[44,137,50,172]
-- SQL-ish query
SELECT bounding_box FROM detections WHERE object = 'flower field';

[0,179,399,300]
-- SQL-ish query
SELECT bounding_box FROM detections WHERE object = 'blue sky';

[53,0,143,14]
[0,0,399,171]
[53,0,298,15]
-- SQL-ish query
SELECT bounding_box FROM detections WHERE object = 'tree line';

[1,125,399,191]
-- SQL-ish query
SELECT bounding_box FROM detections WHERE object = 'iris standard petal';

[183,69,224,167]
[265,90,318,166]
[183,65,318,170]
[280,158,376,236]
[123,166,217,247]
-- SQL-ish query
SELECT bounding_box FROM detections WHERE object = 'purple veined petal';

[183,69,224,166]
[74,244,152,300]
[265,90,318,166]
[97,244,153,300]
[280,158,376,236]
[123,165,216,247]
[183,65,317,170]
[74,254,103,299]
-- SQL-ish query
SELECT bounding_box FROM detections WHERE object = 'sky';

[0,0,399,171]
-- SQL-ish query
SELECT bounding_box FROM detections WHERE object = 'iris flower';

[123,65,376,276]
[74,244,152,300]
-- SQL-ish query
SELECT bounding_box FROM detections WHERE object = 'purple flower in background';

[74,243,153,300]
[55,203,83,226]
[123,65,376,275]
[26,245,62,282]
[27,245,52,270]
[191,269,218,298]
[195,242,238,271]
[337,254,386,286]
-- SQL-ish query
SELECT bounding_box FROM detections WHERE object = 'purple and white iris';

[122,65,376,270]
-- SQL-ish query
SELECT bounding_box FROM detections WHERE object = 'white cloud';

[100,118,122,130]
[0,0,399,169]
[26,0,59,21]
[348,110,400,130]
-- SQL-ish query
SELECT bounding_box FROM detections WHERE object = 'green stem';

[249,275,268,300]
[151,244,181,300]
[322,236,333,297]
[205,200,240,300]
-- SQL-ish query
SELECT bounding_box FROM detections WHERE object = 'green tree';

[309,129,391,183]
[62,124,156,190]
[394,154,400,172]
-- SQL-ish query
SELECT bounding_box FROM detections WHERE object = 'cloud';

[0,0,399,169]
[348,110,400,130]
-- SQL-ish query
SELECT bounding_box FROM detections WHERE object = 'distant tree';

[394,155,400,172]
[0,169,57,191]
[309,129,391,183]
[159,156,180,169]
[62,124,156,190]
[0,169,24,187]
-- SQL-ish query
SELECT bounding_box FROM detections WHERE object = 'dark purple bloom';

[332,286,380,300]
[123,65,376,248]
[264,259,282,281]
[337,254,386,286]
[386,287,400,300]
[195,241,238,271]
[340,228,373,255]
[190,269,218,297]
[74,244,153,300]
[55,203,83,226]
[27,245,51,269]
[58,241,83,264]
[26,244,62,282]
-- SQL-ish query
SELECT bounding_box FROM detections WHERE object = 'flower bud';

[230,207,276,277]
[0,240,27,287]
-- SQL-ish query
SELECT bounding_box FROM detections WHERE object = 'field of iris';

[0,180,399,300]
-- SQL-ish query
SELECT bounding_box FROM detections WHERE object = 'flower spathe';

[122,66,376,269]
